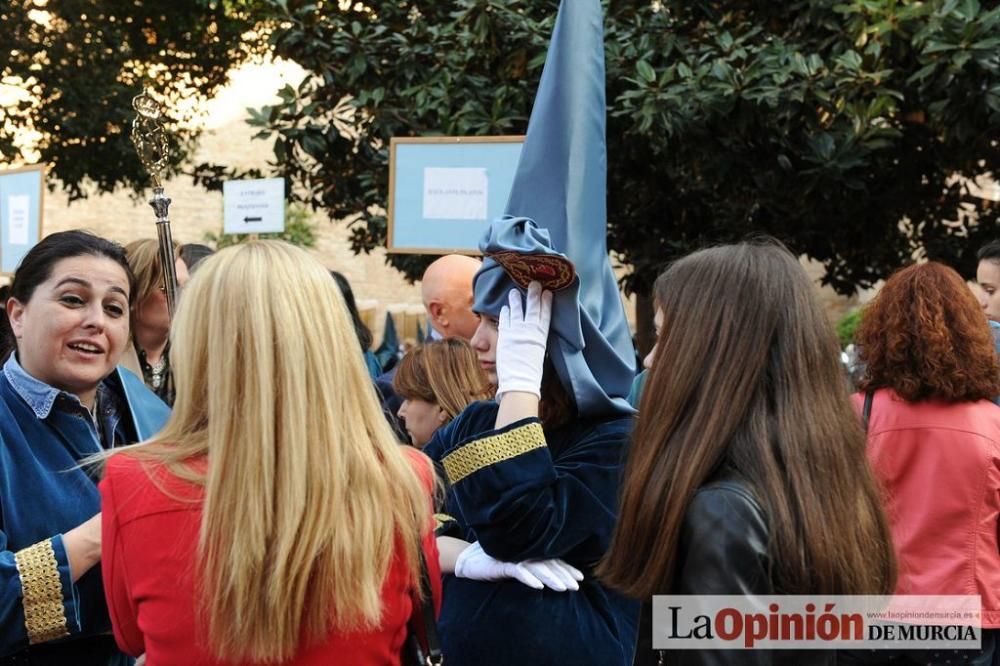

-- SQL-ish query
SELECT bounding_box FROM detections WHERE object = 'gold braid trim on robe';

[433,513,457,530]
[14,539,70,645]
[442,422,546,484]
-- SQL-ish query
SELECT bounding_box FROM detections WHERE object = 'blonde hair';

[123,238,179,328]
[393,338,493,420]
[111,241,433,661]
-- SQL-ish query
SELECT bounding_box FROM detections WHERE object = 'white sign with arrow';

[223,177,285,235]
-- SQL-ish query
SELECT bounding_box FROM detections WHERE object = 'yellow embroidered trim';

[14,539,70,645]
[434,513,456,529]
[442,422,546,484]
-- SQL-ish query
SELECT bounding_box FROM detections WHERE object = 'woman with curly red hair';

[843,261,1000,665]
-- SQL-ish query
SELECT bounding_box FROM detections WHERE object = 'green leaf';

[301,132,326,158]
[940,0,961,16]
[636,60,656,83]
[908,62,940,83]
[924,41,960,54]
[812,133,836,160]
[971,37,1000,50]
[958,0,981,20]
[836,50,863,71]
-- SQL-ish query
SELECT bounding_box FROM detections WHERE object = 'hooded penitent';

[472,0,636,416]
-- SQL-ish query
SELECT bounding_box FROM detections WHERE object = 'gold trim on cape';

[14,539,70,644]
[433,513,457,530]
[442,422,546,484]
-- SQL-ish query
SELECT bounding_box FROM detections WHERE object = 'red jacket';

[856,388,1000,627]
[99,447,441,665]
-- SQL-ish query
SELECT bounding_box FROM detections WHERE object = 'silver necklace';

[148,356,166,389]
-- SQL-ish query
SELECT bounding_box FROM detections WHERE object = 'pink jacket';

[856,388,1000,627]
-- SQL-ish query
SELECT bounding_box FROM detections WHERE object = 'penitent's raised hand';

[495,281,553,403]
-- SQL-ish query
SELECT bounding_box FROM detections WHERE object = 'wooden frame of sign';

[0,163,47,277]
[386,135,524,255]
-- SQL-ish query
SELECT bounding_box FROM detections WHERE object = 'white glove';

[454,541,582,592]
[520,558,584,592]
[496,281,553,401]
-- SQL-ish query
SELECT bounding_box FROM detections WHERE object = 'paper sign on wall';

[0,164,45,274]
[387,136,522,254]
[6,195,29,245]
[422,168,489,221]
[223,178,285,235]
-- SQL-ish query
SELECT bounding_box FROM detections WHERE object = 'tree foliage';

[229,0,557,281]
[606,0,1000,293]
[241,0,999,293]
[0,0,259,199]
[5,0,998,295]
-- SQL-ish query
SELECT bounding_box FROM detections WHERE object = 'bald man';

[421,254,482,341]
[374,254,482,441]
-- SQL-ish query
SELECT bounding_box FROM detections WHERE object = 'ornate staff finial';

[130,90,170,189]
[130,88,179,316]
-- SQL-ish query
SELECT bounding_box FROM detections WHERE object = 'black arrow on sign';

[244,216,262,223]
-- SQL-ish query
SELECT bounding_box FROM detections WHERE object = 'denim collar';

[3,352,89,419]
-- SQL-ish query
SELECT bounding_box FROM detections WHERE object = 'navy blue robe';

[424,401,638,665]
[0,360,169,663]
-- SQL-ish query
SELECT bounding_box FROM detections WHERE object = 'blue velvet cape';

[424,401,639,665]
[0,363,169,663]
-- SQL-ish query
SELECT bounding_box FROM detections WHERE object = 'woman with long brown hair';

[841,262,1000,666]
[600,241,897,665]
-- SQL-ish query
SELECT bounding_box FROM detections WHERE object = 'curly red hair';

[857,262,1000,402]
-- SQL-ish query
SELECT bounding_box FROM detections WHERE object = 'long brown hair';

[599,241,896,598]
[857,262,1000,402]
[393,338,493,420]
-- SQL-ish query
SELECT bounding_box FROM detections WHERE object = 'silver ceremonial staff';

[130,90,179,316]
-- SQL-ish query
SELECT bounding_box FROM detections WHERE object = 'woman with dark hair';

[330,270,381,378]
[393,338,492,447]
[0,230,169,664]
[599,241,897,666]
[177,243,214,273]
[842,262,1000,666]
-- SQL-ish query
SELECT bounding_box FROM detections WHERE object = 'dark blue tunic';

[0,355,170,663]
[423,401,638,665]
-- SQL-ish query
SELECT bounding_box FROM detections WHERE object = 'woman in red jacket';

[845,262,1000,666]
[98,241,440,665]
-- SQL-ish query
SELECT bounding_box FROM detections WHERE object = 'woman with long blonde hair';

[99,241,439,665]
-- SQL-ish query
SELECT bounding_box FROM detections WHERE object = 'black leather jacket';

[633,477,835,666]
